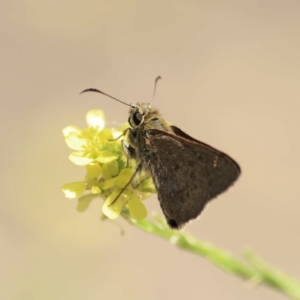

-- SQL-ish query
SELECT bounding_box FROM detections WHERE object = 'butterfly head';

[128,103,170,132]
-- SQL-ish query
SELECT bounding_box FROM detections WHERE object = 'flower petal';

[65,132,87,150]
[85,164,102,181]
[62,125,81,137]
[102,190,123,219]
[77,194,97,212]
[127,194,147,221]
[62,181,86,198]
[69,152,93,166]
[97,128,113,142]
[86,110,105,130]
[116,168,134,189]
[101,177,117,190]
[102,161,119,179]
[95,151,118,163]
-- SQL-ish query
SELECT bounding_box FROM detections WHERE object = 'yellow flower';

[62,109,156,222]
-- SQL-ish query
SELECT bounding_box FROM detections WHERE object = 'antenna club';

[80,88,101,95]
[80,88,135,108]
[151,75,162,105]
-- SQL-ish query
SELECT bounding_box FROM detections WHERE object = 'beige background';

[1,1,300,299]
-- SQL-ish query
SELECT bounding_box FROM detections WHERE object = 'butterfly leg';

[121,140,151,190]
[108,128,132,141]
[121,127,138,165]
[122,140,136,167]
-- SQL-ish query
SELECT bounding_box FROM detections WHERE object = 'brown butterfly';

[81,77,241,229]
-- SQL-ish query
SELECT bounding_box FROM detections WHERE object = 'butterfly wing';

[146,128,240,229]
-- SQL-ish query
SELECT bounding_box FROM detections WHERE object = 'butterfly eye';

[132,112,143,126]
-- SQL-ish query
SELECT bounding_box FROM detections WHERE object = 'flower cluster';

[62,110,156,221]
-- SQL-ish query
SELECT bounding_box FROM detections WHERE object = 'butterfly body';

[125,103,240,229]
[81,80,241,229]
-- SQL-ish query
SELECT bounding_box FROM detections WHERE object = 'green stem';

[122,212,300,300]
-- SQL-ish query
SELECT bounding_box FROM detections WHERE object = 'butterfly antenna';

[150,76,161,107]
[80,88,136,109]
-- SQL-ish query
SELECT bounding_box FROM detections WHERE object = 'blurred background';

[1,1,300,299]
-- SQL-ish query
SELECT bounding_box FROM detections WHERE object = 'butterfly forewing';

[145,128,240,229]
